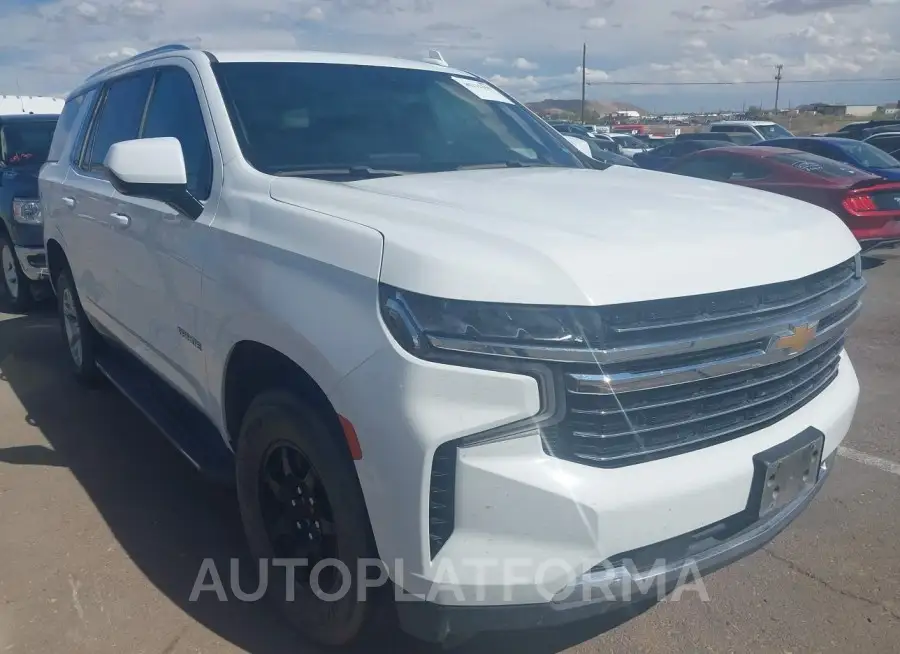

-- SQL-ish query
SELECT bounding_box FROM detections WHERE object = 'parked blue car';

[753,136,900,181]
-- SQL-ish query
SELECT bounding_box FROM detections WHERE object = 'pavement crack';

[762,548,900,620]
[68,575,85,624]
[160,626,187,654]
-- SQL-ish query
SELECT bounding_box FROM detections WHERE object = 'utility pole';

[581,43,587,124]
[774,64,783,113]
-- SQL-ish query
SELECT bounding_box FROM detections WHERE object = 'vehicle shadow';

[0,309,655,654]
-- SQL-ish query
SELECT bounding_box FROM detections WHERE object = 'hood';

[269,166,860,306]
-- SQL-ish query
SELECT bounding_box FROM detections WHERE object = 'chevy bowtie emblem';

[775,324,817,354]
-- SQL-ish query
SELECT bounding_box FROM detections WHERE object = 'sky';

[1,0,899,112]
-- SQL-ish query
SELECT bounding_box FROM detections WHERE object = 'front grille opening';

[429,441,457,558]
[547,331,845,467]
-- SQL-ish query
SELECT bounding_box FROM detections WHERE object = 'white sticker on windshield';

[451,76,514,104]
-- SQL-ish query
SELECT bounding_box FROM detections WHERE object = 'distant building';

[881,102,899,116]
[803,103,879,117]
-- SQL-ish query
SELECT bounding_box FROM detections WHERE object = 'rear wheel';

[236,390,383,646]
[1,233,32,311]
[56,269,102,385]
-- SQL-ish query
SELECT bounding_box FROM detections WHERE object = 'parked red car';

[667,146,900,251]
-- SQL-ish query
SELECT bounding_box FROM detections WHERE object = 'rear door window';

[83,71,153,171]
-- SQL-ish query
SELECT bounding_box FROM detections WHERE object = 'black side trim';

[429,441,457,558]
[96,343,234,484]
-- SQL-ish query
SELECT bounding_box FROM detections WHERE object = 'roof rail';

[86,44,193,81]
[423,49,449,67]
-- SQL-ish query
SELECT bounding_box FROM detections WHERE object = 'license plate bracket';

[748,427,825,521]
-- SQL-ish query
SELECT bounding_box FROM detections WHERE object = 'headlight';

[12,198,42,225]
[378,283,605,363]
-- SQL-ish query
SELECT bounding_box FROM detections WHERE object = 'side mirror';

[104,137,203,220]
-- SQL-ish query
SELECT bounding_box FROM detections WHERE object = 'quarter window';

[47,93,88,163]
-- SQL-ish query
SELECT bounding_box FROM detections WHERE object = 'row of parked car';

[551,119,900,253]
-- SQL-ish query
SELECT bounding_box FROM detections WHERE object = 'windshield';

[757,123,793,139]
[212,62,584,177]
[837,140,900,169]
[0,120,57,166]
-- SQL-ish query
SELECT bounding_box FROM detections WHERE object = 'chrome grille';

[543,256,865,467]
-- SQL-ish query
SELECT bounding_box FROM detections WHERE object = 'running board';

[96,346,235,485]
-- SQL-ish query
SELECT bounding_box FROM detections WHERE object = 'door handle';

[110,212,131,228]
[62,196,76,208]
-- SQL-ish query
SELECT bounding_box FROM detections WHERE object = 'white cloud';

[513,57,539,70]
[583,16,607,29]
[1,0,898,109]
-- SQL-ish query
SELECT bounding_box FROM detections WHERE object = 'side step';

[96,346,235,485]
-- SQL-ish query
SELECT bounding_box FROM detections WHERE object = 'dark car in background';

[676,131,762,145]
[633,139,729,171]
[863,131,900,159]
[668,146,900,252]
[1,113,59,309]
[829,120,900,140]
[754,137,900,181]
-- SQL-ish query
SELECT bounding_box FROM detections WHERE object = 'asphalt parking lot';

[1,253,898,654]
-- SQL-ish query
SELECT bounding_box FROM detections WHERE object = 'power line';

[583,76,900,86]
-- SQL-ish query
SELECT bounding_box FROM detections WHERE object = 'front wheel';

[236,390,383,646]
[56,269,102,385]
[1,233,32,311]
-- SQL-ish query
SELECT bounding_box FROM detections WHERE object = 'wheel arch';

[46,238,68,292]
[221,340,360,463]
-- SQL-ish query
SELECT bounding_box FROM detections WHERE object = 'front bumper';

[333,345,858,641]
[14,246,49,282]
[397,448,836,643]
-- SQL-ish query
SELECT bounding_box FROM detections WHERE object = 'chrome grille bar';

[568,359,841,465]
[570,343,842,440]
[568,336,844,414]
[565,299,860,395]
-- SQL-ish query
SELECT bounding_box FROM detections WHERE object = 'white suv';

[40,45,865,647]
[707,120,794,141]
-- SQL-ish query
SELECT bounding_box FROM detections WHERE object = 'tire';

[236,390,383,647]
[1,231,32,312]
[55,269,102,385]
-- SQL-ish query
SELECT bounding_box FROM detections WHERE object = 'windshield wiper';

[454,161,559,170]
[274,166,408,179]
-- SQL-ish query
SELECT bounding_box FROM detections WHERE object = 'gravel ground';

[1,251,898,654]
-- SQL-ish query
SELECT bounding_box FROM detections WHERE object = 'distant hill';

[526,98,648,119]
